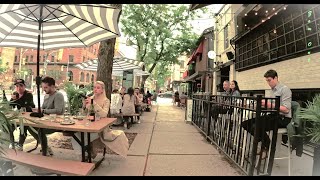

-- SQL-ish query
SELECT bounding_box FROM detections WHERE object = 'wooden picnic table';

[16,112,116,165]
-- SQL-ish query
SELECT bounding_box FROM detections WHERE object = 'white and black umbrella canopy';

[0,4,121,50]
[75,58,145,72]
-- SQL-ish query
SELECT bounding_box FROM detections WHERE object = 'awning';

[187,51,196,65]
[183,71,207,82]
[182,70,188,78]
[75,58,144,71]
[187,41,204,65]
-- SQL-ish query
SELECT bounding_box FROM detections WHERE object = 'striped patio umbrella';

[75,58,145,72]
[0,4,121,116]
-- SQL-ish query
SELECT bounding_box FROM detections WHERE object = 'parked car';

[158,91,173,98]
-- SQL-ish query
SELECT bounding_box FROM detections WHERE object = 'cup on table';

[49,114,57,122]
[95,113,101,121]
[64,112,71,122]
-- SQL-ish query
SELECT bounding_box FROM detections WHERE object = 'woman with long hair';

[230,80,241,97]
[122,87,136,129]
[72,81,129,158]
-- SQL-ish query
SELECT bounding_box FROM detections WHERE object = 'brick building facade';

[10,43,100,88]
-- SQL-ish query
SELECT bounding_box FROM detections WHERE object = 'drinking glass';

[49,114,57,122]
[95,113,101,121]
[64,112,71,122]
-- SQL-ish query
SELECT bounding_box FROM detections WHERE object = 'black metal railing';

[192,94,280,176]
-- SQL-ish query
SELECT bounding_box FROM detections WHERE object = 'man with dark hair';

[241,69,292,159]
[79,84,85,89]
[40,76,65,115]
[29,76,65,156]
[9,79,35,151]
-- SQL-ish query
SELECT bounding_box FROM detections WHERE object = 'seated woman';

[71,81,129,158]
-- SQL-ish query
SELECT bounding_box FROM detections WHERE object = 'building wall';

[212,4,242,95]
[12,43,100,86]
[0,47,16,88]
[236,52,320,91]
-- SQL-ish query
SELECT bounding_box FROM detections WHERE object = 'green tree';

[0,57,7,74]
[121,4,202,87]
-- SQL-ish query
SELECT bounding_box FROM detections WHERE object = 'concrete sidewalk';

[89,104,241,176]
[11,103,242,176]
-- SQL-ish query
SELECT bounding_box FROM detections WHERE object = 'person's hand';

[11,94,17,100]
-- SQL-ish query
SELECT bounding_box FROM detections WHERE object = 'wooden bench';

[1,149,95,176]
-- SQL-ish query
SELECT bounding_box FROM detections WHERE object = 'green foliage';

[0,57,7,74]
[121,4,200,80]
[64,82,92,115]
[298,94,320,144]
[0,101,21,156]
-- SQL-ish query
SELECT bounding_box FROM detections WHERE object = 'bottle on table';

[2,90,8,102]
[88,99,95,122]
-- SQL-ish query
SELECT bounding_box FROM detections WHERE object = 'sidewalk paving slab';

[149,131,218,155]
[128,133,152,156]
[145,154,241,176]
[154,121,198,133]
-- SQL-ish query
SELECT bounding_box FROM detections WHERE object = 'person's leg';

[123,116,129,129]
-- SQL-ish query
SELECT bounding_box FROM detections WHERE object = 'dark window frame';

[235,5,320,71]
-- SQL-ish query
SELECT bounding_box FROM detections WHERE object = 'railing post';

[266,96,280,175]
[206,95,212,137]
[248,95,262,176]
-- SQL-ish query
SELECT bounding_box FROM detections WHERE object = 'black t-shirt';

[10,90,35,112]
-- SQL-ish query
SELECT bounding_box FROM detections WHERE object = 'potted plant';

[0,101,20,175]
[298,94,320,176]
[64,82,92,115]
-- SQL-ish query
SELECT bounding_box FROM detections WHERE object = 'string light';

[262,20,265,22]
[245,24,247,27]
[273,8,275,10]
[268,17,270,19]
[283,7,286,10]
[245,13,247,16]
[255,12,258,15]
[266,10,268,13]
[237,25,239,28]
[275,12,278,15]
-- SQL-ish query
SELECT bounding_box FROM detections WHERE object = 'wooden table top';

[17,112,117,133]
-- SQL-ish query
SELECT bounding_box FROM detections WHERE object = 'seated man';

[27,76,65,155]
[9,79,35,150]
[241,69,292,159]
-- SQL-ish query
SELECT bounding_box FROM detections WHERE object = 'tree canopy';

[121,4,203,87]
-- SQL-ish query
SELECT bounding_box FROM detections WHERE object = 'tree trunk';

[96,4,122,101]
[97,39,115,101]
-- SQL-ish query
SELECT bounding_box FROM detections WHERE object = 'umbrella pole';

[36,5,44,118]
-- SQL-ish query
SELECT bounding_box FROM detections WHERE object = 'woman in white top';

[72,81,129,158]
[122,87,136,129]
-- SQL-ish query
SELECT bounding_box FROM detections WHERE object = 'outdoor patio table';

[15,112,116,166]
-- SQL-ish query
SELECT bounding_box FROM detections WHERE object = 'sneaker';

[137,120,141,124]
[9,142,23,151]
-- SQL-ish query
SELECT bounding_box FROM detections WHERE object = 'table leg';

[81,132,85,162]
[87,132,91,163]
[39,129,47,156]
